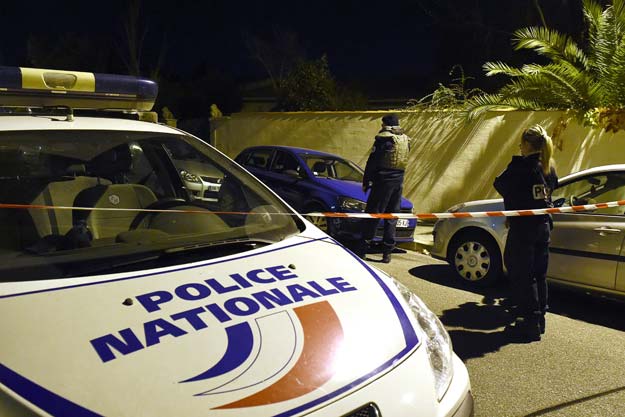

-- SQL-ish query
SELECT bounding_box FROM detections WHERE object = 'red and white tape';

[1,200,624,219]
[306,199,625,220]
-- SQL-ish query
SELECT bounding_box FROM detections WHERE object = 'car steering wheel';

[129,198,197,230]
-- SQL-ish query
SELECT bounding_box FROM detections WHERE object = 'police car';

[0,67,473,417]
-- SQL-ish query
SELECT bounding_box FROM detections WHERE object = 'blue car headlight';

[338,196,366,212]
[393,279,454,401]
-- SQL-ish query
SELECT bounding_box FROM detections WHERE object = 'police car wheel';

[449,231,502,286]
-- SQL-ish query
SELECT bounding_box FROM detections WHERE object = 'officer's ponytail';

[522,124,553,176]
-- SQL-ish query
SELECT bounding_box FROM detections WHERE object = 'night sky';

[0,0,587,114]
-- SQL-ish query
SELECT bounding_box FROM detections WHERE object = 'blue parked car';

[234,145,416,242]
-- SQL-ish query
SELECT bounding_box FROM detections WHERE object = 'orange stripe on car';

[215,301,344,409]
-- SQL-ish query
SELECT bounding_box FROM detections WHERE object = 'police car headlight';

[338,196,366,212]
[394,280,454,401]
[180,170,201,183]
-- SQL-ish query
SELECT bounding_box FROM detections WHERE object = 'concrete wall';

[212,110,625,214]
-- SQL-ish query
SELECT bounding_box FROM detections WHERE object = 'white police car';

[0,67,473,417]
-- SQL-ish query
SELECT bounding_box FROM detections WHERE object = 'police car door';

[548,172,625,290]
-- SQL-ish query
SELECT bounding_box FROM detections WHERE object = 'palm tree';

[465,0,625,127]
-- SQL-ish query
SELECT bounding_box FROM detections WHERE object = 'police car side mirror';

[553,197,566,207]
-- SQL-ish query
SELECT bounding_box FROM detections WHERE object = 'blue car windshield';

[301,155,364,182]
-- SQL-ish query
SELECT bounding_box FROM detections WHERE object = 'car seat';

[251,155,266,168]
[312,161,327,176]
[73,144,157,240]
[29,164,108,238]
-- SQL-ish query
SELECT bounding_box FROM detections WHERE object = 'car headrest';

[312,161,326,173]
[251,156,265,166]
[66,164,87,176]
[88,145,132,179]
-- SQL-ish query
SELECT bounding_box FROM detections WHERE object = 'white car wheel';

[449,232,502,286]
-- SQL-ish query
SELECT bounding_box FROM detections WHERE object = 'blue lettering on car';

[89,264,358,363]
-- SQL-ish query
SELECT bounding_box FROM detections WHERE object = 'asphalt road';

[369,249,625,417]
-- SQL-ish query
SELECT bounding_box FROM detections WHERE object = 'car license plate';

[208,184,220,192]
[397,219,409,228]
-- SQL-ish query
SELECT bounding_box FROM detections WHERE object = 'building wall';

[212,110,625,214]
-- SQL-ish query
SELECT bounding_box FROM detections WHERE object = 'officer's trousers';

[504,218,551,321]
[362,175,403,253]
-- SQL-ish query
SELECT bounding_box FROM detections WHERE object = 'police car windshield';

[0,130,302,281]
[301,155,363,182]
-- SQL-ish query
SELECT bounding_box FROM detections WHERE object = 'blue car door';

[263,150,309,211]
[238,148,274,182]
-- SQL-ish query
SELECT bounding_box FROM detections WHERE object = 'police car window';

[163,141,225,202]
[0,131,301,281]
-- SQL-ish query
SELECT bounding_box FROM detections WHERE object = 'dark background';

[0,0,588,117]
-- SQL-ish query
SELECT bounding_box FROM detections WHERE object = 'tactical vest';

[379,133,411,170]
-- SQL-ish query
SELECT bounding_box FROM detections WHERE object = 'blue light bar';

[0,67,157,111]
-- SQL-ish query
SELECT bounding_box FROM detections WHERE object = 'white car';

[179,167,223,202]
[0,67,473,417]
[431,164,625,299]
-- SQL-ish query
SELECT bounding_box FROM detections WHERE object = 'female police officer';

[494,124,557,341]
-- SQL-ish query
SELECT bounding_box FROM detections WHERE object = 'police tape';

[306,199,625,219]
[1,200,625,219]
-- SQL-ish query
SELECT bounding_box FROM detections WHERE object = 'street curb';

[398,240,432,254]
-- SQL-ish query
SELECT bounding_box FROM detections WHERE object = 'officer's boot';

[539,313,546,335]
[506,315,541,342]
[524,313,542,341]
[355,240,369,260]
[539,304,549,335]
[526,313,542,341]
[382,251,391,263]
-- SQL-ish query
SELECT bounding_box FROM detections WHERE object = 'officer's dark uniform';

[494,153,557,338]
[359,115,411,262]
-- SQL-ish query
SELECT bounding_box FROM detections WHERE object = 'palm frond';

[584,1,625,106]
[482,61,525,77]
[498,79,561,104]
[463,0,625,129]
[583,0,604,36]
[522,63,588,102]
[513,27,588,69]
[462,93,543,120]
[498,75,582,108]
[613,0,625,22]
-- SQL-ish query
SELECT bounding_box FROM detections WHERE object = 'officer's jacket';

[363,127,412,186]
[494,153,558,212]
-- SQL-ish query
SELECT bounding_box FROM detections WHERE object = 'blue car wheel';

[304,203,330,233]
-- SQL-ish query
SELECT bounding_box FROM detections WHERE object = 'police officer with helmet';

[357,113,412,263]
[494,124,558,341]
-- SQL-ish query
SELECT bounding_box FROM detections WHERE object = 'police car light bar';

[0,67,157,111]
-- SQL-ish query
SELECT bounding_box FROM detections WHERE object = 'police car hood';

[0,232,420,417]
[316,177,413,210]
